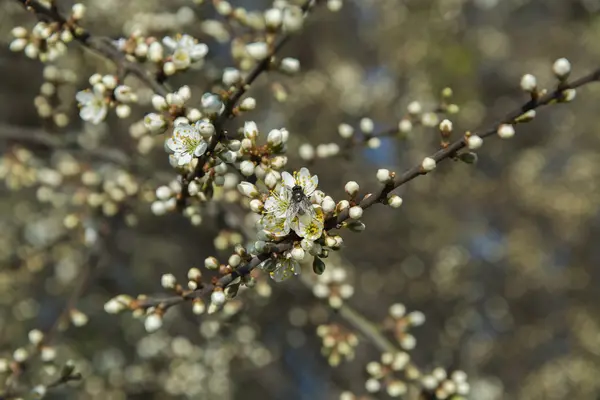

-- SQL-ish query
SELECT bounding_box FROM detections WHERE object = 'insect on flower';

[289,184,315,221]
[261,167,324,240]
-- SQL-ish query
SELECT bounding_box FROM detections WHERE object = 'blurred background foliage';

[1,0,600,399]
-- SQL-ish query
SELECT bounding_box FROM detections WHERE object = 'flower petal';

[293,206,324,241]
[177,152,192,166]
[190,43,208,60]
[270,258,300,282]
[173,124,195,138]
[166,137,179,152]
[90,105,108,125]
[75,90,94,105]
[162,36,177,50]
[296,167,317,196]
[260,214,290,237]
[79,105,95,121]
[281,171,295,189]
[193,141,208,157]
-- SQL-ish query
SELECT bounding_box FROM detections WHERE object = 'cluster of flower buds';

[10,3,86,61]
[364,351,414,397]
[76,74,137,124]
[104,246,260,333]
[144,86,202,134]
[3,149,138,223]
[382,303,426,350]
[520,57,576,105]
[34,65,77,127]
[151,181,182,217]
[0,330,81,397]
[398,90,459,136]
[237,121,290,181]
[0,147,41,191]
[77,168,140,219]
[312,263,353,308]
[420,368,470,399]
[301,89,459,163]
[316,324,359,367]
[114,32,209,76]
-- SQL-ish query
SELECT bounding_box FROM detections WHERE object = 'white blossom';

[520,74,537,92]
[222,67,241,85]
[497,124,515,139]
[376,168,392,183]
[261,168,324,241]
[270,255,301,282]
[388,195,403,208]
[161,273,177,289]
[421,157,436,172]
[345,181,359,196]
[144,314,163,333]
[211,290,226,305]
[280,57,300,74]
[166,124,208,166]
[144,113,167,133]
[162,34,208,70]
[299,143,315,160]
[467,135,483,150]
[552,57,571,78]
[246,42,269,60]
[76,87,107,124]
[282,5,304,32]
[201,93,223,114]
[360,117,374,133]
[237,182,259,198]
[349,206,363,220]
[398,119,412,133]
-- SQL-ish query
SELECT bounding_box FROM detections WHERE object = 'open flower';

[162,34,208,70]
[270,255,301,282]
[281,167,318,197]
[260,167,324,240]
[76,87,107,124]
[166,124,208,166]
[293,207,324,241]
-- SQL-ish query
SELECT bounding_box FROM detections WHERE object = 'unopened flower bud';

[387,195,403,208]
[344,181,359,196]
[246,42,269,60]
[467,135,483,150]
[421,157,436,172]
[144,314,163,333]
[205,256,219,270]
[349,206,363,220]
[520,74,537,92]
[338,123,354,139]
[376,168,392,183]
[552,57,571,79]
[497,124,515,139]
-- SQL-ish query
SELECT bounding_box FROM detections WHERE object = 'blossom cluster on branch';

[1,0,599,399]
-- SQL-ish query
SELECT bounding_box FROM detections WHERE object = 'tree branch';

[325,67,600,230]
[15,0,171,96]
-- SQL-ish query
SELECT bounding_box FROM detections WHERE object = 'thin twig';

[325,68,600,230]
[16,0,171,96]
[0,124,130,166]
[177,0,318,207]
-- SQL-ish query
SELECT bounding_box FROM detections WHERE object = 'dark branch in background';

[0,124,130,166]
[16,0,171,96]
[0,220,111,399]
[325,67,600,230]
